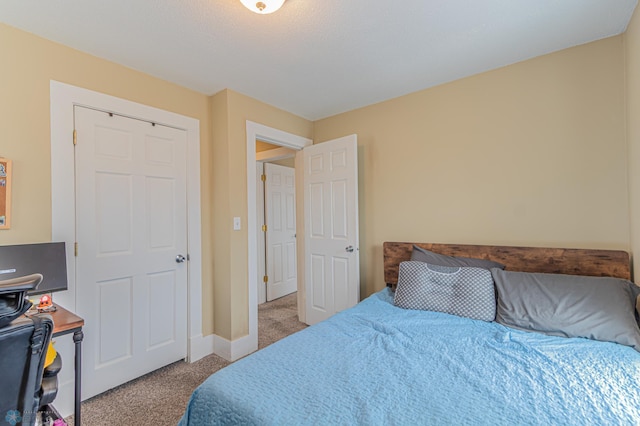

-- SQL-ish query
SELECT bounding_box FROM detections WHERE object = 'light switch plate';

[233,217,241,230]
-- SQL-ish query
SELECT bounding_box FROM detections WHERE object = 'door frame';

[246,121,311,354]
[49,81,204,363]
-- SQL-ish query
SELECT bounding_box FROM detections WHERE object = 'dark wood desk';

[50,304,84,426]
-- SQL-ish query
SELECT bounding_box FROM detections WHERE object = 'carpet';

[65,292,305,425]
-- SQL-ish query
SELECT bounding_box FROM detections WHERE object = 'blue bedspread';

[179,289,640,425]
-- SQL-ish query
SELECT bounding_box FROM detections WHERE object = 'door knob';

[176,254,186,263]
[345,245,354,253]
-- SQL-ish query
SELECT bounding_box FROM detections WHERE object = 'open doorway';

[255,144,307,348]
[244,122,360,359]
[245,121,312,354]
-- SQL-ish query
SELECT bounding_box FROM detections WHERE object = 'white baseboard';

[189,333,257,363]
[212,334,257,362]
[188,333,214,363]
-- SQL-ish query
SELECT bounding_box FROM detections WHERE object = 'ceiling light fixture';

[240,0,285,14]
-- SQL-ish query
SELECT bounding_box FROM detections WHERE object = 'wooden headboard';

[383,242,631,288]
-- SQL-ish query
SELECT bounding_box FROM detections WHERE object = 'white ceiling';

[0,0,637,120]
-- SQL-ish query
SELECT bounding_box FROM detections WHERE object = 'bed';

[179,242,640,425]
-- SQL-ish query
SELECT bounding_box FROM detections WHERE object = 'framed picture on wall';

[0,157,12,229]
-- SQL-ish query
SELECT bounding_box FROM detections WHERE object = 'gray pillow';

[411,245,506,270]
[394,261,496,321]
[491,268,640,351]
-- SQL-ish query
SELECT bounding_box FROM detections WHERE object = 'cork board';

[383,242,631,289]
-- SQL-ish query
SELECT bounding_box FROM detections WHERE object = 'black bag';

[0,274,43,328]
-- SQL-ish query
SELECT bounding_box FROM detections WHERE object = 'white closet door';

[74,106,188,399]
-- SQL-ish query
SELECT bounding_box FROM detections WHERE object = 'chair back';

[0,274,43,328]
[0,274,53,426]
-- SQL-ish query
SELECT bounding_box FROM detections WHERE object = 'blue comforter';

[179,289,640,425]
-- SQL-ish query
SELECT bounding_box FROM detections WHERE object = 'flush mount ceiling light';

[240,0,285,14]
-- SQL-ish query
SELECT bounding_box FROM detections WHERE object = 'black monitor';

[0,242,68,296]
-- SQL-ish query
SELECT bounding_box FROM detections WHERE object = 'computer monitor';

[0,242,68,296]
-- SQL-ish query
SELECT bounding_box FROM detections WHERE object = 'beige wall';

[0,23,216,333]
[0,22,312,341]
[256,140,295,167]
[268,157,295,168]
[210,91,231,337]
[256,140,278,152]
[315,36,629,296]
[626,8,640,280]
[211,89,312,340]
[2,19,636,346]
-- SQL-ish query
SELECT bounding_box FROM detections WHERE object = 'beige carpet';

[65,292,306,426]
[258,292,307,350]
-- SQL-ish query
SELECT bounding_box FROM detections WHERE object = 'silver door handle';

[176,254,186,263]
[345,246,354,253]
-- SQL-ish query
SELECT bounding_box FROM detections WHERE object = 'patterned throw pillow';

[393,261,496,321]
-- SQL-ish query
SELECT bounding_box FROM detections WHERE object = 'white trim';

[50,80,203,357]
[212,333,256,362]
[243,121,311,359]
[189,333,215,363]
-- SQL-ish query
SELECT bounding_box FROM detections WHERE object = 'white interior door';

[74,106,188,399]
[303,135,360,325]
[265,163,297,301]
